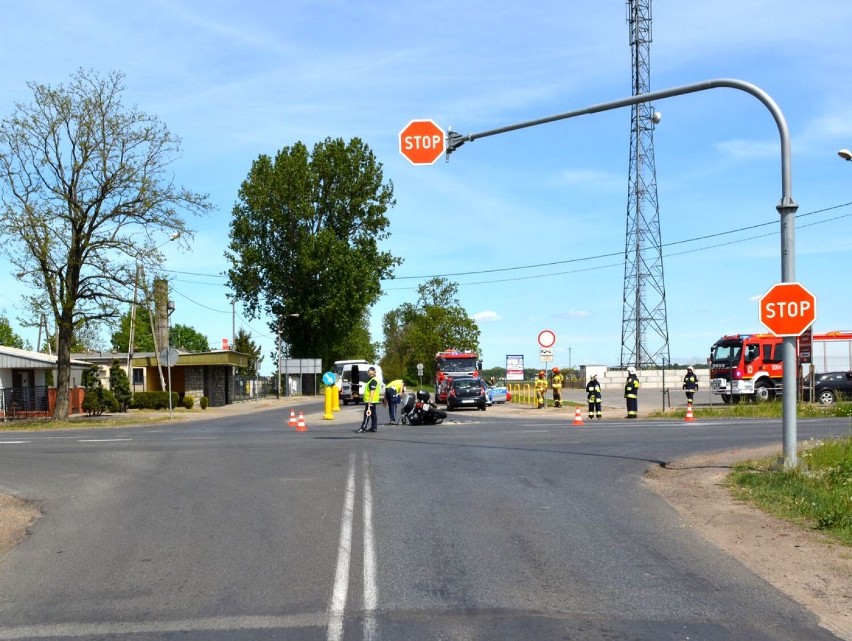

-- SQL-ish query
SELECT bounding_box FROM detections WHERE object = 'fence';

[231,376,275,403]
[1,385,51,419]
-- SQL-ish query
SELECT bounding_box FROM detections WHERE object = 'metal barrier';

[1,386,50,419]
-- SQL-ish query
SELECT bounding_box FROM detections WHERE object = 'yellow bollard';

[323,386,334,420]
[332,384,340,412]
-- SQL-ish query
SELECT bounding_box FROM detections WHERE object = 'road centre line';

[0,441,29,445]
[77,438,133,442]
[327,452,379,641]
[327,453,356,641]
[362,452,378,641]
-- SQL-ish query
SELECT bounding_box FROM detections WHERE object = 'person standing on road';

[586,374,602,419]
[624,367,640,419]
[682,366,699,407]
[534,371,548,409]
[551,367,564,408]
[385,378,405,424]
[357,367,382,433]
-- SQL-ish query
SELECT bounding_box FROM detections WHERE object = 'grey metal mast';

[621,0,670,368]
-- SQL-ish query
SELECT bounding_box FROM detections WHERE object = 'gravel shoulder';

[1,400,849,638]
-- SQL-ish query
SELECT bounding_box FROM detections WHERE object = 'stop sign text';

[399,119,445,165]
[758,282,817,336]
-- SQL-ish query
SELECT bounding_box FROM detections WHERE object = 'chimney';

[153,278,170,353]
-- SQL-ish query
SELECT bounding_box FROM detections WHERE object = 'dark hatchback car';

[445,376,487,411]
[805,371,852,405]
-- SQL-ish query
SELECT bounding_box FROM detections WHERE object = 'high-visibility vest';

[363,376,381,403]
[552,374,564,389]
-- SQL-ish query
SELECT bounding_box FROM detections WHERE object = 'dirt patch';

[0,494,41,560]
[645,445,852,640]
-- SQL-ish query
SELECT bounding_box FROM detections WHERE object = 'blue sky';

[1,1,851,373]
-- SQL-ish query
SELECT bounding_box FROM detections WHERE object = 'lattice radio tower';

[621,0,670,369]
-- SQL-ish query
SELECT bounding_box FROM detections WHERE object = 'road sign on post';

[758,282,816,336]
[537,329,556,348]
[399,120,445,165]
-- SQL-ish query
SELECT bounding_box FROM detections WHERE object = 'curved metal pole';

[448,78,800,467]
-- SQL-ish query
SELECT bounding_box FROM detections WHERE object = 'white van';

[338,362,384,405]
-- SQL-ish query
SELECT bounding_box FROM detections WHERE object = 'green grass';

[727,436,852,546]
[655,400,852,420]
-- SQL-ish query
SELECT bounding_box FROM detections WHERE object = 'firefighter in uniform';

[551,367,564,408]
[534,371,548,408]
[586,374,602,419]
[682,365,698,407]
[624,367,640,419]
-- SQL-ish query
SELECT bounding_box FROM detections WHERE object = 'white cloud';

[474,311,502,323]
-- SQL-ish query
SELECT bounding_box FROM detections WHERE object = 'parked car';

[485,382,510,404]
[805,370,852,405]
[445,376,487,411]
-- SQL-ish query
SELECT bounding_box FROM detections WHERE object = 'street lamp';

[838,149,852,161]
[276,312,300,399]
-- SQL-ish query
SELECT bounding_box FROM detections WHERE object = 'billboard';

[506,354,525,381]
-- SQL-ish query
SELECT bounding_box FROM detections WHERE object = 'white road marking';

[327,453,356,641]
[0,441,29,445]
[362,452,378,641]
[0,613,326,639]
[77,438,132,442]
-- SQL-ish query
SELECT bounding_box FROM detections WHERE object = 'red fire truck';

[434,349,482,403]
[709,331,852,403]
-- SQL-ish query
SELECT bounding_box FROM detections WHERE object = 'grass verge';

[655,400,852,419]
[727,436,852,546]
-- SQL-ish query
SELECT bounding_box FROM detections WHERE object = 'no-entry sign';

[399,119,445,165]
[758,282,817,336]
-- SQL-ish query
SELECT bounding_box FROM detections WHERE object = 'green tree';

[81,363,118,417]
[111,306,156,353]
[171,324,210,352]
[225,137,400,368]
[111,303,209,353]
[0,69,211,419]
[380,278,481,383]
[109,359,132,412]
[0,312,26,348]
[233,327,262,377]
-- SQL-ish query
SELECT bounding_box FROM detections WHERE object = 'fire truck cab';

[709,334,783,403]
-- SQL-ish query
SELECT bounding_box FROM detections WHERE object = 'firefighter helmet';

[627,367,636,375]
[552,367,560,374]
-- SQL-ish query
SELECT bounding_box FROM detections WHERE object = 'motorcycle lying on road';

[399,391,448,425]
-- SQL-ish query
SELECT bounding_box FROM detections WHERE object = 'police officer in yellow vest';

[551,367,564,408]
[624,367,640,419]
[357,367,382,433]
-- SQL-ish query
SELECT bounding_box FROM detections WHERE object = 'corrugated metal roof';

[0,345,91,369]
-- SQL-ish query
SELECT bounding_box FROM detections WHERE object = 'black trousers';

[361,402,378,430]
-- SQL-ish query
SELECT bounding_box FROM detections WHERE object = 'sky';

[1,1,851,374]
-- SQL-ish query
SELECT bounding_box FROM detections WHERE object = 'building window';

[132,368,144,385]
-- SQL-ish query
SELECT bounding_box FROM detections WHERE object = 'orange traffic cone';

[684,405,695,423]
[288,409,297,428]
[572,407,584,426]
[296,411,308,432]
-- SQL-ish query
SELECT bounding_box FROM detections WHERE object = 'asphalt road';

[0,401,848,640]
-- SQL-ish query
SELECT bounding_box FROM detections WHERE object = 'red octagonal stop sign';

[399,119,445,165]
[758,282,817,336]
